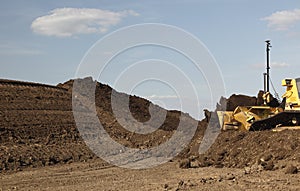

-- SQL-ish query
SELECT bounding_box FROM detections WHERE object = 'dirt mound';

[0,77,200,172]
[0,79,96,171]
[217,92,262,111]
[1,78,300,173]
[196,130,300,169]
[188,94,300,171]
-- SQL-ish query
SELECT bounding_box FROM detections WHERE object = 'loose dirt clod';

[285,165,298,174]
[179,159,190,169]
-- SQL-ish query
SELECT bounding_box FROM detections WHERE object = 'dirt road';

[1,159,300,191]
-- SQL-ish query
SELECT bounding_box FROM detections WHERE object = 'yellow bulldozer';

[217,40,300,131]
[218,78,300,131]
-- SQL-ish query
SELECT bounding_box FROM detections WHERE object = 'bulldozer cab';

[282,78,300,111]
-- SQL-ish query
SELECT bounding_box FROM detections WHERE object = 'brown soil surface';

[1,77,300,190]
[2,159,300,191]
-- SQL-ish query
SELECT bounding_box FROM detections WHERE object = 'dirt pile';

[0,78,201,172]
[190,94,300,171]
[0,79,95,171]
[216,92,263,111]
[196,130,300,170]
[1,78,300,173]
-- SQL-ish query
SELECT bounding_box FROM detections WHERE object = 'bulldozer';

[217,40,300,131]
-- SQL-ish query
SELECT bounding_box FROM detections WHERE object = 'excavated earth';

[1,77,300,190]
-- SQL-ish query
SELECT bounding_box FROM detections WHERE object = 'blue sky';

[1,0,300,119]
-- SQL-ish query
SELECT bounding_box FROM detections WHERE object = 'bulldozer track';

[250,111,300,131]
[0,79,68,91]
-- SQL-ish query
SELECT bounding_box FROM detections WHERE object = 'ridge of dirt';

[0,77,202,172]
[1,77,300,174]
[194,93,300,171]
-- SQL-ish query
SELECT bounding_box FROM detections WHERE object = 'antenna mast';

[265,40,271,92]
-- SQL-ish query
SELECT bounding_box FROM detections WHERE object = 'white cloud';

[252,62,290,69]
[145,94,179,99]
[262,9,300,31]
[31,8,139,37]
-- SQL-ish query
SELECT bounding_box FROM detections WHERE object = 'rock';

[215,162,224,168]
[260,154,272,162]
[252,163,264,172]
[178,180,184,187]
[224,174,235,180]
[245,163,264,174]
[190,160,200,168]
[285,165,298,174]
[163,184,169,189]
[244,167,251,174]
[200,178,207,184]
[185,180,196,187]
[264,161,274,171]
[179,159,190,169]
